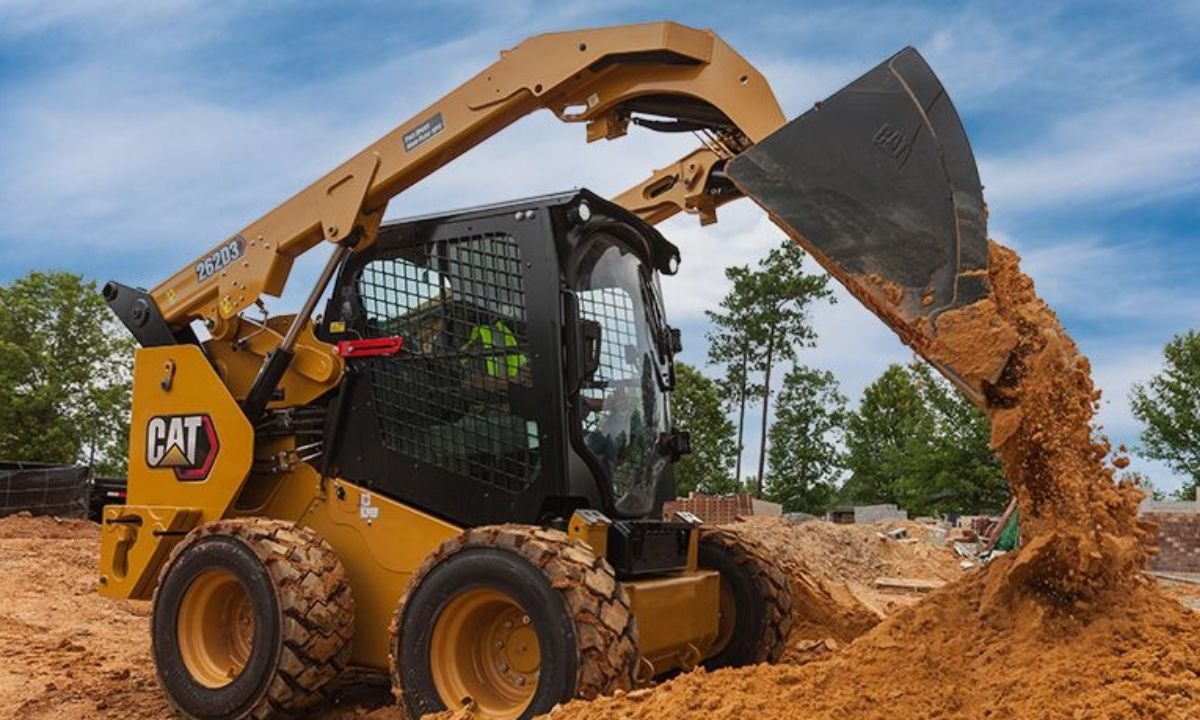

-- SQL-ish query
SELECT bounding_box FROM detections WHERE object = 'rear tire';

[698,526,792,669]
[390,525,637,720]
[151,519,354,720]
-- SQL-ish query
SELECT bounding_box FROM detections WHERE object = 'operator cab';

[318,190,689,531]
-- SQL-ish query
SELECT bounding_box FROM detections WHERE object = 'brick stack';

[1144,511,1200,572]
[662,493,754,524]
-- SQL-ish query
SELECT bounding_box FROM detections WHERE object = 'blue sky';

[1,1,1198,493]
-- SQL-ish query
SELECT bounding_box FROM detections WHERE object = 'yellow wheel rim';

[177,568,255,688]
[711,579,737,657]
[430,588,541,719]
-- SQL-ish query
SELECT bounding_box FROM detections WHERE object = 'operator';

[463,317,529,386]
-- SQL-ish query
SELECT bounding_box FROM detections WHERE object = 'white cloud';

[980,89,1200,212]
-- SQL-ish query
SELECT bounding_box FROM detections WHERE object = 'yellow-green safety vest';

[466,320,528,378]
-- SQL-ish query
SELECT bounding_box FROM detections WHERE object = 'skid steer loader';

[97,21,997,720]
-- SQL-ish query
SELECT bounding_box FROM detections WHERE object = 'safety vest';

[466,320,527,378]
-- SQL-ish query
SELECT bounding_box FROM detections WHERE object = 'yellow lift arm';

[154,22,784,337]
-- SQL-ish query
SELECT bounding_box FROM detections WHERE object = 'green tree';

[671,363,740,496]
[841,364,929,506]
[841,362,1005,516]
[1130,330,1200,500]
[0,271,134,474]
[764,365,846,514]
[706,264,759,487]
[707,240,831,497]
[900,364,1007,515]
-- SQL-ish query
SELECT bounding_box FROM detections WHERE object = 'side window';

[577,286,639,432]
[354,234,540,494]
[357,255,448,344]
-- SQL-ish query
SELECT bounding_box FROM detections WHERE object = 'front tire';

[151,519,354,719]
[390,525,637,720]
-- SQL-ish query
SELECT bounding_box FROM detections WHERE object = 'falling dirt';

[930,242,1149,599]
[542,241,1200,719]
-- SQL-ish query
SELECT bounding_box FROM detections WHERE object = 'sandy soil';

[0,512,968,720]
[0,514,168,720]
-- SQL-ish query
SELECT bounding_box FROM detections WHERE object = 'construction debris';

[871,577,945,593]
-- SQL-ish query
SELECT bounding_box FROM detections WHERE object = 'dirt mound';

[0,511,98,539]
[730,517,965,652]
[545,561,1200,720]
[735,516,963,613]
[544,241,1195,718]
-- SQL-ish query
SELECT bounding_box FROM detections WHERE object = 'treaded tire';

[389,524,638,720]
[698,525,792,669]
[151,518,354,720]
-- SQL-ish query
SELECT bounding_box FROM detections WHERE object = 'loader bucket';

[727,47,998,397]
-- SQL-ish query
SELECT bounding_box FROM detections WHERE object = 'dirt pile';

[730,517,964,650]
[0,511,98,539]
[736,516,961,606]
[545,563,1199,720]
[544,241,1199,718]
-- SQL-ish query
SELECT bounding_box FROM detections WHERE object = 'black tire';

[698,525,792,669]
[151,519,354,720]
[390,525,637,720]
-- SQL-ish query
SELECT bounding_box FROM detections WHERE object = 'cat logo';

[146,414,219,481]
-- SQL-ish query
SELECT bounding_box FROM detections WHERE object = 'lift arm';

[144,22,785,341]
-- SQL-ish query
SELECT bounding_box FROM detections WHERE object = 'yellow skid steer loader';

[97,21,996,720]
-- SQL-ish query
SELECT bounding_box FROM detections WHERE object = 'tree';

[900,364,1007,515]
[671,363,740,496]
[706,264,759,487]
[1130,329,1200,500]
[764,365,846,514]
[841,364,928,506]
[0,271,134,474]
[707,240,831,497]
[841,362,1006,516]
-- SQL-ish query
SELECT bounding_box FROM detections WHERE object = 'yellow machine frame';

[99,21,787,676]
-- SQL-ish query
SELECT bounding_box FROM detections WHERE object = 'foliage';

[706,264,760,487]
[1130,329,1200,500]
[764,365,846,514]
[901,363,1008,515]
[671,363,741,496]
[841,362,1007,516]
[706,240,832,496]
[0,272,134,474]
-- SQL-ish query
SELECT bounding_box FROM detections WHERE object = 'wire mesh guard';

[356,233,540,494]
[577,287,639,434]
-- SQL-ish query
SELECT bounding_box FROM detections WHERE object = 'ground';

[0,513,979,720]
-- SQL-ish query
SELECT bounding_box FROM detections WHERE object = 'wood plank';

[874,577,946,593]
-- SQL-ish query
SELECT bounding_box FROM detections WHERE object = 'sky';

[1,0,1198,493]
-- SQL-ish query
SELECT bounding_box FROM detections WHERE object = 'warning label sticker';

[403,112,445,152]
